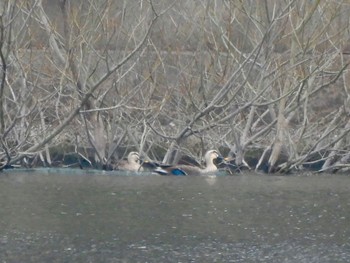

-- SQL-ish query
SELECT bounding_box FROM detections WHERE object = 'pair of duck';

[115,150,223,176]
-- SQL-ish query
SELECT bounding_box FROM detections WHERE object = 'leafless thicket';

[0,0,349,173]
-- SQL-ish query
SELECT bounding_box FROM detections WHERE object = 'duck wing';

[153,166,187,176]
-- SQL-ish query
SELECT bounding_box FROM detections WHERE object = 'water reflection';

[0,169,349,262]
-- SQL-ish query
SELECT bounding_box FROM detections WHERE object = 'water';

[0,169,349,262]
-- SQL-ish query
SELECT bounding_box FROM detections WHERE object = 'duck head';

[204,150,223,165]
[128,152,141,165]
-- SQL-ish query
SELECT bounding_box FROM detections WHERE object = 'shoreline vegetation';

[1,1,350,174]
[0,144,332,175]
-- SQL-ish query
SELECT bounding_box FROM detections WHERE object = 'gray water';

[0,169,349,262]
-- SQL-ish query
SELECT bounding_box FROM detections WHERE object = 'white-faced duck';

[154,150,223,176]
[115,152,143,172]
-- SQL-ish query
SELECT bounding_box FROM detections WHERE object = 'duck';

[153,150,222,176]
[115,152,143,172]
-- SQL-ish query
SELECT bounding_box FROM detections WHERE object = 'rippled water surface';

[0,169,349,262]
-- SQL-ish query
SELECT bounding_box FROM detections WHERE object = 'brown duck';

[115,152,143,172]
[154,150,222,176]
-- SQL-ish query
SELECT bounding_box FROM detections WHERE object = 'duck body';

[153,150,221,176]
[115,152,143,172]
